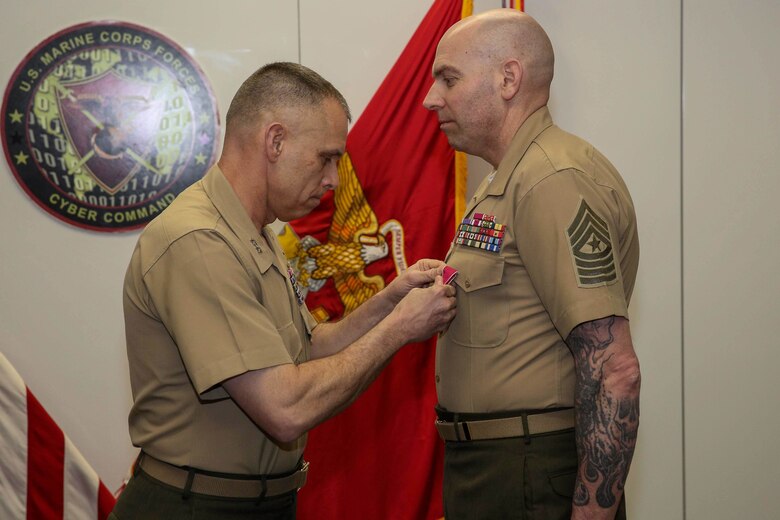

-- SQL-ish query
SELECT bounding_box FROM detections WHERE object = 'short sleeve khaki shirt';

[437,107,639,413]
[123,165,317,474]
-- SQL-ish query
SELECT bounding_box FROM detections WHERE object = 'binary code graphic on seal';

[1,21,219,231]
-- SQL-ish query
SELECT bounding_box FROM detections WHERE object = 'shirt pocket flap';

[454,254,504,293]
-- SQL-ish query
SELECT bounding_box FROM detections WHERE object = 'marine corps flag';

[278,0,469,517]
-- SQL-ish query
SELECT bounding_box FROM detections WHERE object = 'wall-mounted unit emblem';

[2,21,219,231]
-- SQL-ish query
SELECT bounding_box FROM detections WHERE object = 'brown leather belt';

[138,453,308,498]
[435,408,575,442]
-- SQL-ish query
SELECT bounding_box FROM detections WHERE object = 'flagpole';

[296,0,302,64]
[502,0,525,11]
[454,0,523,231]
[454,0,473,231]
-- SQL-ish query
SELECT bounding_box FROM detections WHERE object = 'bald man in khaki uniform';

[112,63,456,520]
[424,10,640,520]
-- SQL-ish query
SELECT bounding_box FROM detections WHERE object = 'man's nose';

[423,83,442,111]
[323,160,339,190]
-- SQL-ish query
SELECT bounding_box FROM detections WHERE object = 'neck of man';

[487,97,548,169]
[218,147,270,233]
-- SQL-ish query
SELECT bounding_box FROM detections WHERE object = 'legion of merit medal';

[1,21,219,231]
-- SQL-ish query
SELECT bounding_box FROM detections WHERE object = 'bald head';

[445,9,554,101]
[424,10,555,166]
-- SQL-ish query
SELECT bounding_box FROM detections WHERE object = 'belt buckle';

[439,418,470,441]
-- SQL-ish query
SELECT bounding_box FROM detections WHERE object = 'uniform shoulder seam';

[141,220,226,278]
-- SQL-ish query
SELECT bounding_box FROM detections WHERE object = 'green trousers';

[442,428,627,520]
[109,468,297,520]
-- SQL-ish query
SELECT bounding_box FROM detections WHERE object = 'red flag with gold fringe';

[277,0,470,517]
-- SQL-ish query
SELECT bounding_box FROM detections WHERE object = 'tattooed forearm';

[566,316,640,513]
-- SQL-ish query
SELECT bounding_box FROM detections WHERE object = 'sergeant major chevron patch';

[566,198,617,287]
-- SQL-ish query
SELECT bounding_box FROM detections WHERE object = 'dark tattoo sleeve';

[566,316,640,511]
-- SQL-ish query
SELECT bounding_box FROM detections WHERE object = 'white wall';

[683,1,780,518]
[1,1,777,519]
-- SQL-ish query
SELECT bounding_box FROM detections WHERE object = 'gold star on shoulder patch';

[566,198,617,287]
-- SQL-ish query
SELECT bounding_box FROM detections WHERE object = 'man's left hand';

[384,259,445,305]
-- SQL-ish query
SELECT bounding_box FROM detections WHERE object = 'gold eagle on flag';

[278,152,407,319]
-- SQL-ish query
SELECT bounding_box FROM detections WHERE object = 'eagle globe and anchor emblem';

[278,152,408,322]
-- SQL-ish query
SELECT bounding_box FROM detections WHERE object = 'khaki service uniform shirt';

[123,165,317,475]
[437,106,639,413]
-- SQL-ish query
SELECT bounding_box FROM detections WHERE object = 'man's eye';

[444,77,456,87]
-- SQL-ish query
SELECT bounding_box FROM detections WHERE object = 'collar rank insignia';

[454,212,505,253]
[287,263,305,306]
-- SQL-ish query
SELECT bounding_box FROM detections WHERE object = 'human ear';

[265,123,285,163]
[500,59,523,100]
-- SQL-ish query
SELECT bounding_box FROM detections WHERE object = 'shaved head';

[446,9,554,98]
[424,9,556,166]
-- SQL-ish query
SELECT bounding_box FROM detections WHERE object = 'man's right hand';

[383,259,445,305]
[389,275,456,344]
[226,275,455,443]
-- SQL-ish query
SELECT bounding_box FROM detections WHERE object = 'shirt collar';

[202,164,260,241]
[472,106,554,206]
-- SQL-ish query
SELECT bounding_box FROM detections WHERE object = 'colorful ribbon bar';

[455,213,506,254]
